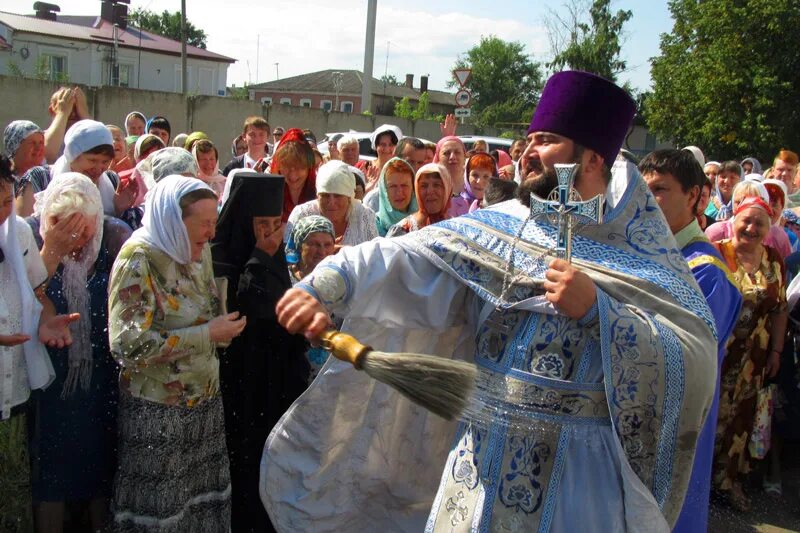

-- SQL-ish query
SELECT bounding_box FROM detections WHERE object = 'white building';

[0,6,234,96]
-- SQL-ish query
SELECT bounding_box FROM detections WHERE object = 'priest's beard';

[517,148,584,207]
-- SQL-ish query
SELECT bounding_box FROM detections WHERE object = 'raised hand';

[114,175,139,215]
[439,113,457,138]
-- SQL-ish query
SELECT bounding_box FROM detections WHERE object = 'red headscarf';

[734,196,773,218]
[270,128,317,222]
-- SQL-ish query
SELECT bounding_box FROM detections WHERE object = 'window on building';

[261,96,273,105]
[41,53,67,81]
[340,101,354,113]
[645,132,657,151]
[300,98,312,108]
[320,100,333,111]
[112,64,132,87]
[280,97,292,105]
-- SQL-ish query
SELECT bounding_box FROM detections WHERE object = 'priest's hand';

[276,288,333,340]
[543,258,597,320]
[38,312,80,348]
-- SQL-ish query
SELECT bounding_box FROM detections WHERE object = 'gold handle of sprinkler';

[318,330,372,369]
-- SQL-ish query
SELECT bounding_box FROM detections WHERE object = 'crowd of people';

[0,73,798,533]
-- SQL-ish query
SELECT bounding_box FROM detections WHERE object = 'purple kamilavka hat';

[527,70,636,165]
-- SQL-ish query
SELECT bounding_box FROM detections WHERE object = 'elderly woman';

[362,157,417,236]
[387,163,452,237]
[712,196,787,512]
[434,136,468,216]
[26,173,131,533]
[107,124,132,174]
[193,139,226,200]
[108,177,246,531]
[270,128,317,222]
[212,172,308,533]
[117,133,166,208]
[0,156,77,533]
[4,120,51,217]
[286,215,336,284]
[51,120,139,221]
[706,180,793,258]
[286,215,338,382]
[287,161,377,247]
[763,178,799,252]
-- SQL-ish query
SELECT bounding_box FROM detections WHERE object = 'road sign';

[455,89,471,107]
[453,68,472,87]
[454,107,471,118]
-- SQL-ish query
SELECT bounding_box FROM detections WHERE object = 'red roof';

[0,11,235,63]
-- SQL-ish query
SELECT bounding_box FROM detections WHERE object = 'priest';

[263,71,718,532]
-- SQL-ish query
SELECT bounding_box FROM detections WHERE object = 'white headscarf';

[316,160,355,199]
[130,176,213,265]
[37,173,103,396]
[50,120,118,216]
[0,211,54,396]
[370,124,403,150]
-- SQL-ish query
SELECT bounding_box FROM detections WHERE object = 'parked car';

[457,135,513,153]
[317,132,376,161]
[317,131,433,162]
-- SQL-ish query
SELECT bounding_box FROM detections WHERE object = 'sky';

[16,0,674,93]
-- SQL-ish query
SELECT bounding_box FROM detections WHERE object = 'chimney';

[33,2,60,20]
[100,0,129,30]
[404,74,414,89]
[420,75,428,94]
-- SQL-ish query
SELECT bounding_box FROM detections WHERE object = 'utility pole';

[256,34,260,82]
[180,0,187,96]
[360,0,377,113]
[274,62,279,80]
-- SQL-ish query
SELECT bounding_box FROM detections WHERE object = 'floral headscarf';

[3,120,42,157]
[286,215,335,264]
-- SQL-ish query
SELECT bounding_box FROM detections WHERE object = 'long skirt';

[112,393,231,532]
[0,412,33,533]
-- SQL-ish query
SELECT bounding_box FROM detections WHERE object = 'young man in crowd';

[640,148,742,533]
[223,116,271,176]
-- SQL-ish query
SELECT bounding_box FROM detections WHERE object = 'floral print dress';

[712,239,786,490]
[108,242,221,406]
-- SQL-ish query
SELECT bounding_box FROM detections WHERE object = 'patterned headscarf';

[286,215,335,264]
[139,147,198,190]
[3,120,43,157]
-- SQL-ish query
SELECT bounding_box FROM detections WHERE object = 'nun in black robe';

[211,172,309,533]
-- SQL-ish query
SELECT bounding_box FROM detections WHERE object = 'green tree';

[450,36,544,130]
[380,74,402,86]
[129,8,208,49]
[647,0,800,160]
[546,0,632,82]
[394,97,414,120]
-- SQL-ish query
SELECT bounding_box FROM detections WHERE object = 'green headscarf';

[184,131,209,151]
[376,157,417,236]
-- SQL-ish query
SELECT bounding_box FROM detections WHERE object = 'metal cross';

[528,164,604,263]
